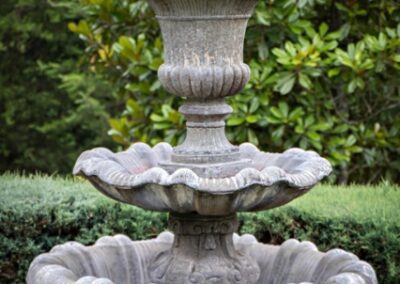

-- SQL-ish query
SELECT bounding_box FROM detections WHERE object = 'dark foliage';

[0,0,116,174]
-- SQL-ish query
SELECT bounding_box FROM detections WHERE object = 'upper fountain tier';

[73,142,332,216]
[150,0,258,98]
[73,0,332,216]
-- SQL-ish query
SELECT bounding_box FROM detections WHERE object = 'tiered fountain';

[27,0,377,283]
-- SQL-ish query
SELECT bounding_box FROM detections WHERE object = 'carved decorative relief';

[158,63,250,98]
[148,214,260,284]
[27,232,377,284]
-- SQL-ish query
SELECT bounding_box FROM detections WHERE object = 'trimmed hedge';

[0,174,399,283]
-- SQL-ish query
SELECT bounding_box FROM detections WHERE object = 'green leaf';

[319,22,329,37]
[248,129,259,145]
[270,106,283,119]
[295,124,305,134]
[347,78,358,93]
[355,77,365,90]
[378,32,387,48]
[255,10,270,26]
[332,151,350,162]
[109,133,129,145]
[299,72,312,89]
[150,114,165,122]
[149,58,163,71]
[272,48,289,59]
[266,116,282,124]
[328,68,340,78]
[272,125,285,140]
[277,74,296,95]
[323,41,338,51]
[153,122,171,130]
[68,22,79,33]
[334,125,349,134]
[126,99,142,114]
[307,131,321,142]
[312,122,332,131]
[298,0,308,8]
[68,20,92,38]
[119,36,135,50]
[347,43,356,60]
[227,117,245,126]
[246,115,258,124]
[392,54,400,63]
[278,102,289,118]
[345,135,357,147]
[304,115,315,128]
[161,104,172,117]
[336,49,353,68]
[249,99,260,113]
[289,107,304,121]
[109,118,122,131]
[285,41,297,56]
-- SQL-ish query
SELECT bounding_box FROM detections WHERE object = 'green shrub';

[0,0,116,174]
[0,174,399,283]
[68,0,400,184]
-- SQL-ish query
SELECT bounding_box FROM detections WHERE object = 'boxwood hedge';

[0,174,399,283]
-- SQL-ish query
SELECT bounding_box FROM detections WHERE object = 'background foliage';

[67,0,400,184]
[1,174,399,283]
[0,0,116,174]
[1,0,399,181]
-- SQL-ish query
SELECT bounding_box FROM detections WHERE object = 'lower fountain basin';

[73,142,332,215]
[27,232,377,284]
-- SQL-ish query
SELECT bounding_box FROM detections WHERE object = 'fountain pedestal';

[149,213,260,284]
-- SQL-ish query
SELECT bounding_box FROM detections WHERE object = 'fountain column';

[149,213,260,284]
[149,0,258,178]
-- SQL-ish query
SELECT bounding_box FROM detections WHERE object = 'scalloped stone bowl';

[73,142,332,215]
[27,232,377,284]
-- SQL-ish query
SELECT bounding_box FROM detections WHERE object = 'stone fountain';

[27,0,377,283]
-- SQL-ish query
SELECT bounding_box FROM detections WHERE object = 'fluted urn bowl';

[73,142,332,216]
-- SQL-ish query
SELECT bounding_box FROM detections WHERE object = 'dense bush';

[0,0,116,174]
[67,0,400,184]
[0,174,399,283]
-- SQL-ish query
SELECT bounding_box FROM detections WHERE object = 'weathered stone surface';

[73,142,332,215]
[150,0,257,99]
[27,232,377,284]
[149,0,259,166]
[149,213,260,283]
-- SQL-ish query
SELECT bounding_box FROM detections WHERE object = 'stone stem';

[149,213,260,284]
[172,98,238,164]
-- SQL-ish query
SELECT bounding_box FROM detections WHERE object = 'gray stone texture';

[72,142,332,215]
[27,231,377,284]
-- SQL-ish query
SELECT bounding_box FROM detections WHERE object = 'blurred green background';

[1,0,400,184]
